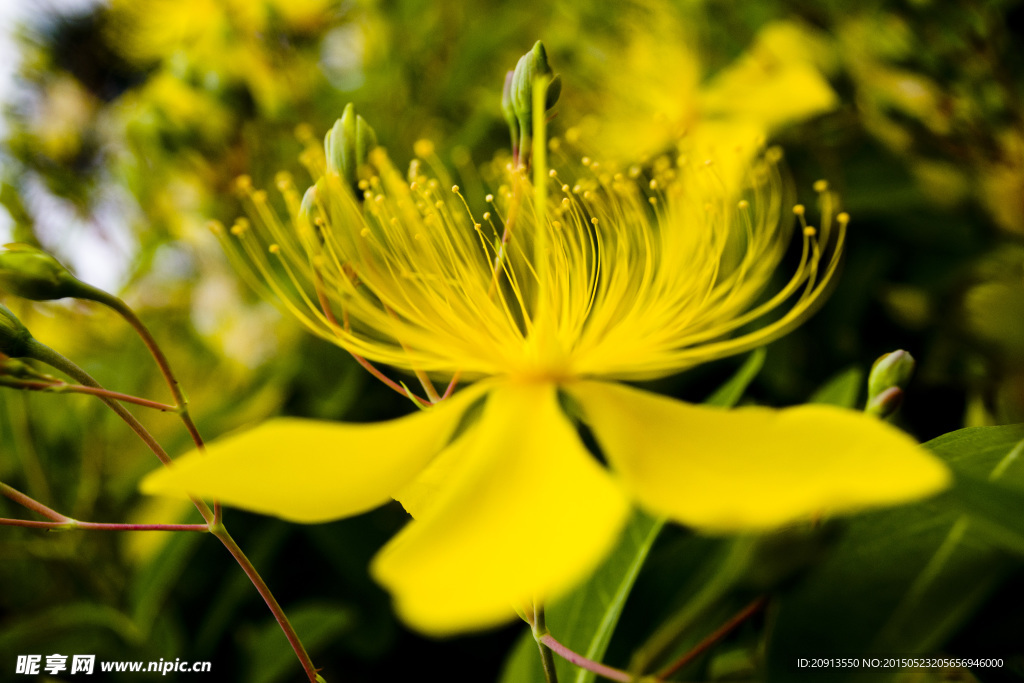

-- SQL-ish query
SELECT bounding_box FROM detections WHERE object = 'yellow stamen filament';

[229,133,846,384]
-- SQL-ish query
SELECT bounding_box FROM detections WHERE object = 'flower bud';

[324,103,378,189]
[507,41,561,154]
[0,355,55,381]
[866,386,904,419]
[0,303,34,358]
[0,243,87,301]
[866,350,915,418]
[502,70,519,152]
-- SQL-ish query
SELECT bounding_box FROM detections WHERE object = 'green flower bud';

[299,183,319,223]
[0,356,55,381]
[868,350,915,397]
[0,303,34,358]
[866,386,904,419]
[510,42,560,139]
[506,41,561,160]
[502,70,519,153]
[0,243,87,301]
[324,103,378,189]
[866,350,915,418]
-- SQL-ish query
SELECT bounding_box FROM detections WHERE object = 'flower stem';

[656,596,768,680]
[1,377,178,411]
[18,337,320,681]
[0,480,71,522]
[529,607,559,683]
[73,285,205,451]
[211,526,319,682]
[313,275,430,406]
[0,517,209,532]
[25,339,180,472]
[540,633,645,683]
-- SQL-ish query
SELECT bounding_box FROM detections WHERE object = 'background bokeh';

[2,1,1024,681]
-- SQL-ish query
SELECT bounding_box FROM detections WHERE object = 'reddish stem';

[0,518,209,532]
[656,596,768,680]
[213,527,319,682]
[0,480,70,522]
[4,378,178,411]
[540,634,632,683]
[314,275,430,407]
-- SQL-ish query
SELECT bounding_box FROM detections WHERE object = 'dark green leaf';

[766,424,1024,682]
[244,602,356,683]
[808,366,864,409]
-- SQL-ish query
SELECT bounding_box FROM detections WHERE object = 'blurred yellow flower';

[142,103,947,634]
[572,9,837,173]
[107,0,332,115]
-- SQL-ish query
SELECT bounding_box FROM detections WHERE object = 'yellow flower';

[570,11,837,175]
[141,102,948,635]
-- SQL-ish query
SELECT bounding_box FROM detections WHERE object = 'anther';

[590,217,599,225]
[452,185,460,193]
[793,205,806,216]
[738,200,749,209]
[813,180,829,192]
[548,169,557,177]
[269,244,281,254]
[414,139,435,158]
[483,212,491,221]
[485,194,494,203]
[804,226,817,237]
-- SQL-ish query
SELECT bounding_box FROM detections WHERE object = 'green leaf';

[244,602,356,683]
[129,528,205,635]
[808,366,864,408]
[705,347,766,408]
[765,424,1024,682]
[0,603,143,652]
[500,349,766,683]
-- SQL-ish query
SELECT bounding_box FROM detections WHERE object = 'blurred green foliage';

[3,0,1024,681]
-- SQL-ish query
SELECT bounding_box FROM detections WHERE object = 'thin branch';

[656,596,768,680]
[540,634,636,683]
[0,518,209,532]
[0,480,71,522]
[213,527,319,682]
[314,276,430,406]
[2,378,178,411]
[75,286,206,452]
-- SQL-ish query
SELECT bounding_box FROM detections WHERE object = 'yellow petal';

[371,381,630,635]
[139,385,487,523]
[569,381,950,532]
